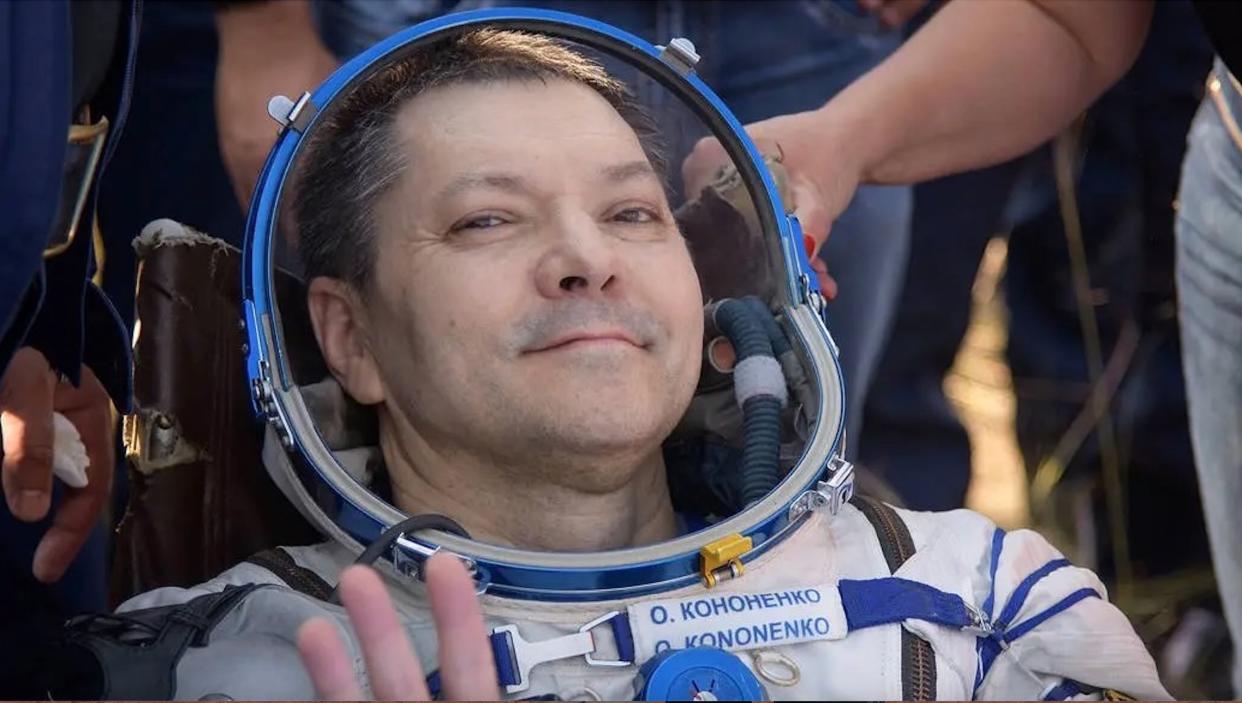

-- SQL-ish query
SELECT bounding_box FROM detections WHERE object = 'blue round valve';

[635,647,768,701]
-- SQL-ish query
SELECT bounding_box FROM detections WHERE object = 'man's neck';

[379,422,679,552]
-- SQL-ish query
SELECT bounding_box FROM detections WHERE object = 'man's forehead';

[392,79,645,160]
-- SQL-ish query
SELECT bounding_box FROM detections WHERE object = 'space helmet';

[242,7,852,603]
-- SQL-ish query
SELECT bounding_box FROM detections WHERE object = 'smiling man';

[59,27,1170,702]
[297,35,703,554]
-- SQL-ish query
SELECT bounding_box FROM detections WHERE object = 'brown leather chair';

[111,221,319,605]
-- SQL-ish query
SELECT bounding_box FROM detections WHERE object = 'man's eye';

[611,207,659,224]
[452,215,508,231]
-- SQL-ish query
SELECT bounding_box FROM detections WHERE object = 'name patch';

[627,585,848,661]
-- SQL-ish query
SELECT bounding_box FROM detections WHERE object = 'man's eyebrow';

[437,172,529,200]
[437,161,657,200]
[600,160,659,184]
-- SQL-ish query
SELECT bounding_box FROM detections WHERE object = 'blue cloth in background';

[0,0,71,371]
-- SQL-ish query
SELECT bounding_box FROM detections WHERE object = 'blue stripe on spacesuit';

[975,587,1102,696]
[995,558,1073,631]
[490,629,521,687]
[971,539,1104,696]
[981,527,1006,619]
[838,577,977,630]
[612,612,637,663]
[1001,587,1100,644]
[1043,678,1090,700]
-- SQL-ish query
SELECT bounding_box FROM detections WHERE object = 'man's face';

[326,78,704,486]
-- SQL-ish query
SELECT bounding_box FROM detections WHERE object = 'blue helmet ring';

[242,7,849,601]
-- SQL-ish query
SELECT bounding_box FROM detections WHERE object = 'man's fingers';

[424,553,499,701]
[338,565,430,700]
[298,617,367,701]
[0,348,56,521]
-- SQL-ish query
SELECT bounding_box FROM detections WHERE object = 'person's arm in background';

[214,0,337,211]
[830,0,1153,183]
[684,0,1154,246]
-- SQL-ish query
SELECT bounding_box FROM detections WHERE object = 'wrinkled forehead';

[395,79,642,152]
[388,79,660,194]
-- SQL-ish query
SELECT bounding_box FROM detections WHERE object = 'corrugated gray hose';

[710,298,789,506]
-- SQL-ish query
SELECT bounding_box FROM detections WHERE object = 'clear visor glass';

[261,22,820,553]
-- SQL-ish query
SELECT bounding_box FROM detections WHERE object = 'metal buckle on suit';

[45,113,110,260]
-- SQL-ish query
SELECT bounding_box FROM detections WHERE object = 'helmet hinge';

[657,37,700,76]
[267,91,318,134]
[251,359,293,450]
[787,455,855,523]
[700,533,752,588]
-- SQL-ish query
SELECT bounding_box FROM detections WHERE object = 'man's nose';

[533,212,621,299]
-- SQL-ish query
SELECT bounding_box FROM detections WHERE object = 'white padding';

[732,355,788,409]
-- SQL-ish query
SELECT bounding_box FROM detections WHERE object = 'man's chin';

[518,401,675,453]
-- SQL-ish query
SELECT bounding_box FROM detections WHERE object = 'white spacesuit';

[115,499,1168,700]
[64,9,1169,701]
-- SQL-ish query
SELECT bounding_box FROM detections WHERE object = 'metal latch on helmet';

[391,534,490,595]
[700,533,752,588]
[251,359,294,450]
[797,271,840,357]
[657,37,700,76]
[799,272,827,316]
[267,91,318,133]
[787,455,855,522]
[491,611,632,694]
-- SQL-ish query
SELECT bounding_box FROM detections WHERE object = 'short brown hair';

[293,28,667,289]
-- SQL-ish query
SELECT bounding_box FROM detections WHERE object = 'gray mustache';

[510,302,665,352]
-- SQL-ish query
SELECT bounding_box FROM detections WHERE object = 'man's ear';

[306,277,385,405]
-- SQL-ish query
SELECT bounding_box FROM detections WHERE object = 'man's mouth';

[527,329,645,353]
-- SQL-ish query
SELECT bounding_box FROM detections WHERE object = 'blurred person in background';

[854,3,1029,512]
[0,0,140,696]
[858,2,1226,693]
[100,0,337,327]
[0,1,336,695]
[679,0,1242,693]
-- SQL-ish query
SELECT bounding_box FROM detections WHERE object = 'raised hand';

[297,553,499,700]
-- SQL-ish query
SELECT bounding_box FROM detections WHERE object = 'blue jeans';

[314,0,913,453]
[1176,60,1242,696]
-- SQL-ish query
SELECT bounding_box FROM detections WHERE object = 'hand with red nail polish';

[682,110,854,301]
